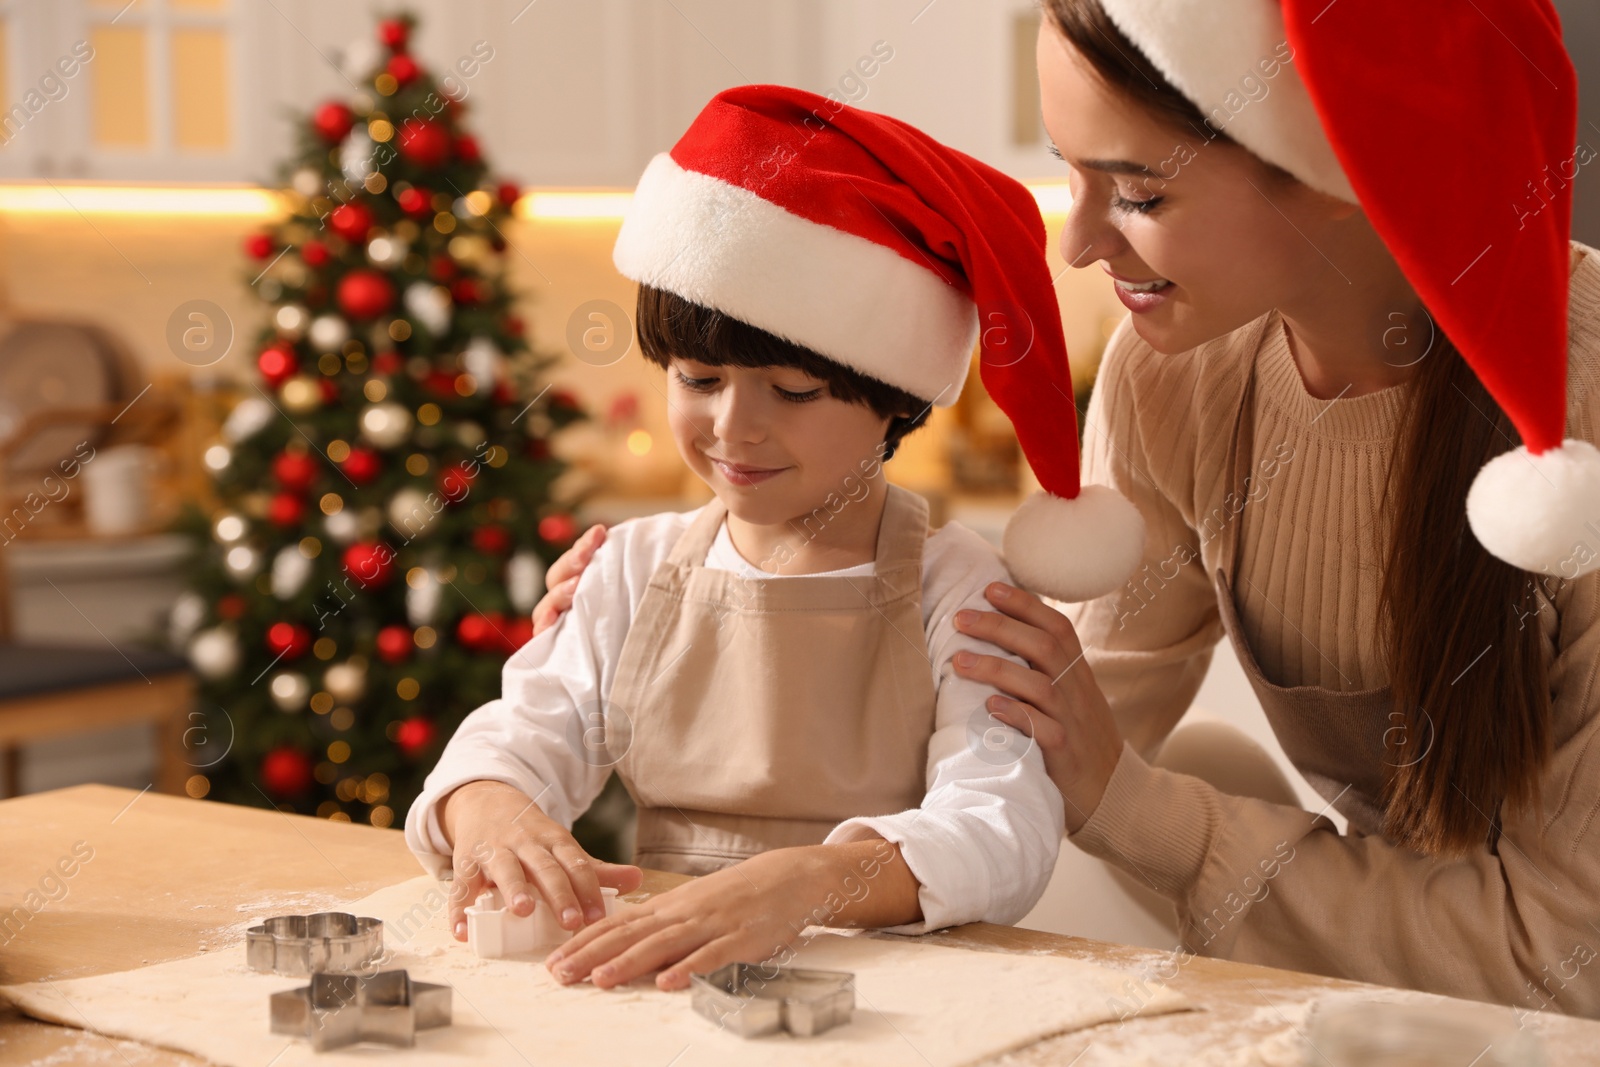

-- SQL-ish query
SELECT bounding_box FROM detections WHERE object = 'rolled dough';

[0,875,1189,1066]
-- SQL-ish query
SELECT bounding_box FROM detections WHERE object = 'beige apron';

[607,482,938,875]
[1212,345,1392,836]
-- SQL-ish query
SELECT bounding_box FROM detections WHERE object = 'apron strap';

[873,483,931,570]
[664,497,730,568]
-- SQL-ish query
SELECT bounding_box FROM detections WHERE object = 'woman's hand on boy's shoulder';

[439,778,642,942]
[531,524,607,636]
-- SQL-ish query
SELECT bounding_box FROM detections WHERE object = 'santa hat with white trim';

[614,84,1145,601]
[1095,0,1600,578]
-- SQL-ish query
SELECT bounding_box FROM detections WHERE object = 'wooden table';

[3,785,1596,1064]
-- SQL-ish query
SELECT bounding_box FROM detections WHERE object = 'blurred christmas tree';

[169,12,596,837]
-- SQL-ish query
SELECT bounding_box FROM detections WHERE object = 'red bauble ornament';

[260,746,314,797]
[470,524,512,555]
[456,613,501,651]
[312,102,355,143]
[397,187,432,217]
[342,541,395,589]
[340,447,382,485]
[372,350,403,376]
[449,277,481,305]
[266,621,312,660]
[378,18,409,50]
[549,388,580,412]
[492,380,514,405]
[397,120,451,168]
[319,378,339,405]
[438,461,477,504]
[539,513,578,546]
[395,715,436,758]
[268,492,305,527]
[502,617,534,652]
[375,624,413,664]
[272,451,318,493]
[301,240,330,268]
[387,54,419,85]
[336,269,395,320]
[328,201,373,242]
[423,369,458,398]
[503,315,525,337]
[428,254,456,281]
[243,233,274,260]
[526,438,551,461]
[496,181,521,209]
[217,593,247,620]
[453,135,481,164]
[258,345,299,387]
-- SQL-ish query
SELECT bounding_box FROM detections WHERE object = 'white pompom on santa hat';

[614,84,1144,601]
[1095,0,1600,578]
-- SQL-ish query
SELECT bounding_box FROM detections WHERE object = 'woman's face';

[1036,19,1353,355]
[665,356,895,528]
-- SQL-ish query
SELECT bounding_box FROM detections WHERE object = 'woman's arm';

[821,525,1065,932]
[957,572,1600,1015]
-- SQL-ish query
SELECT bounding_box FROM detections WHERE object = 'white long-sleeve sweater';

[403,507,1065,934]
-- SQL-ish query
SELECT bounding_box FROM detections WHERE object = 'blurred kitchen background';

[0,0,1595,947]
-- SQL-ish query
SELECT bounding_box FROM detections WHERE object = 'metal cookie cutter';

[464,886,621,958]
[246,912,383,976]
[690,963,855,1038]
[270,968,452,1052]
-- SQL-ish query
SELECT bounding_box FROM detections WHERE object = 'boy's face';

[665,356,897,526]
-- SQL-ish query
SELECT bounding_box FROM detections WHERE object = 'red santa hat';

[1097,0,1600,578]
[614,84,1145,601]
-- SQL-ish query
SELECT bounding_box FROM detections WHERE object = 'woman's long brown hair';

[1043,0,1554,855]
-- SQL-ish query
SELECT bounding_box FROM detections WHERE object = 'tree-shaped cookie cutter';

[690,963,856,1038]
[464,886,622,958]
[270,968,451,1051]
[246,912,384,975]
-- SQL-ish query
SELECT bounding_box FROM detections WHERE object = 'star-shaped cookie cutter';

[269,969,452,1051]
[246,912,383,975]
[690,963,855,1038]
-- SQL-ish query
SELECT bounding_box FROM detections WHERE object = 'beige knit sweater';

[1066,240,1600,1016]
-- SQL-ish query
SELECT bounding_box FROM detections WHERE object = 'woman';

[533,0,1600,1015]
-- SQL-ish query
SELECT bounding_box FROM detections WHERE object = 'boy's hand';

[531,525,607,636]
[544,847,825,991]
[440,779,643,941]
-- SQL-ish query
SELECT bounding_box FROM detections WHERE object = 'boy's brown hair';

[635,284,932,460]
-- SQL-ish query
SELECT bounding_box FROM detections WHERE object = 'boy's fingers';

[530,578,579,637]
[595,861,644,895]
[446,865,487,941]
[483,848,536,917]
[551,842,606,924]
[520,847,584,929]
[659,934,746,990]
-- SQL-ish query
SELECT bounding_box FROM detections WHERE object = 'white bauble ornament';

[462,337,502,385]
[271,545,313,599]
[280,375,321,414]
[221,397,273,443]
[274,304,309,337]
[403,282,451,335]
[367,235,406,268]
[308,314,350,352]
[292,167,323,199]
[507,549,546,615]
[324,660,367,703]
[340,129,375,183]
[387,486,437,540]
[323,509,361,543]
[360,402,413,449]
[188,627,240,679]
[406,568,441,626]
[169,592,207,648]
[340,38,382,81]
[202,443,232,474]
[224,545,261,581]
[454,421,485,449]
[269,671,310,712]
[213,510,247,544]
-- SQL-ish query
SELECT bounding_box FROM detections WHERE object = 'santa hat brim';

[614,152,976,407]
